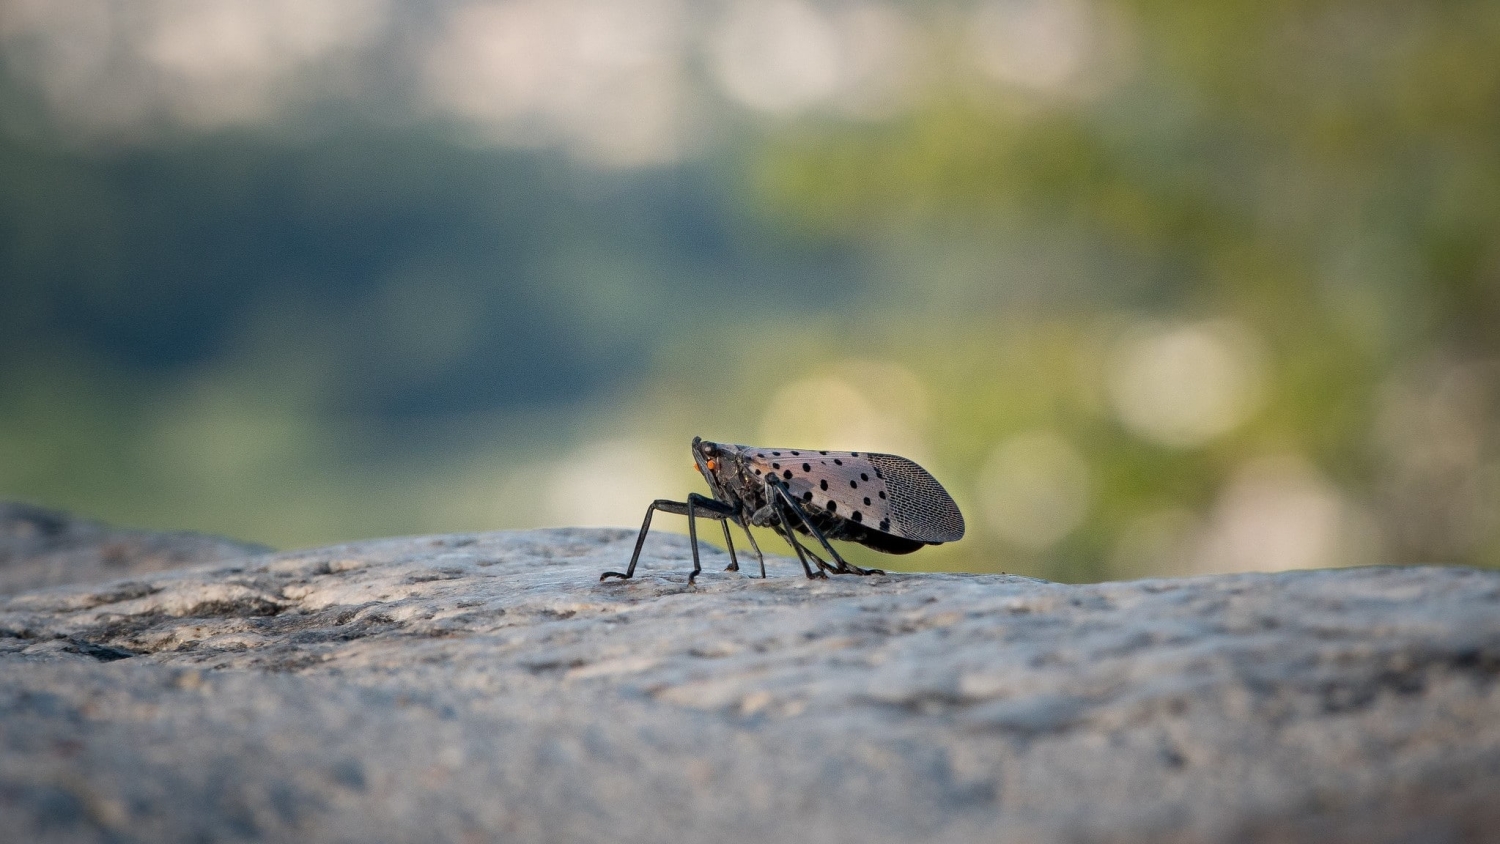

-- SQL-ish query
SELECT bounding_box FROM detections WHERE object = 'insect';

[600,437,965,584]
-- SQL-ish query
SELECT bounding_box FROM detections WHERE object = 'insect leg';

[772,485,847,569]
[775,516,836,575]
[686,492,738,519]
[686,493,739,586]
[771,484,885,577]
[801,545,840,576]
[780,524,823,580]
[720,521,739,572]
[738,522,767,579]
[769,491,826,580]
[600,495,736,583]
[601,499,691,582]
[685,497,705,585]
[767,488,837,574]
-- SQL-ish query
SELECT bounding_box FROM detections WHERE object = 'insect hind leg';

[800,545,840,576]
[769,492,826,580]
[771,484,885,577]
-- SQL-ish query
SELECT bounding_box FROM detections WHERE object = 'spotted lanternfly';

[600,437,965,584]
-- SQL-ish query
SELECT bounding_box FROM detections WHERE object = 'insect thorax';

[721,454,771,517]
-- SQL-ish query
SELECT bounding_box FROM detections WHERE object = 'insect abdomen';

[782,494,926,553]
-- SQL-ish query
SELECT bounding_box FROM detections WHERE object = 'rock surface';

[2,526,1499,843]
[0,502,272,596]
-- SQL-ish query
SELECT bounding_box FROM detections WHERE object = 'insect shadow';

[601,437,965,585]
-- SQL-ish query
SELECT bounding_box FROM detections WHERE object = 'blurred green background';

[2,0,1497,581]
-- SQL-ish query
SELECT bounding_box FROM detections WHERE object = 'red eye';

[705,459,717,471]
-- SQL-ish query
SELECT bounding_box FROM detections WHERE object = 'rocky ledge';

[2,526,1499,843]
[0,502,271,596]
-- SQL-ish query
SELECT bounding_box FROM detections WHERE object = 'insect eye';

[705,459,717,471]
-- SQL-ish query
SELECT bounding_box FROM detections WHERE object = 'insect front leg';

[600,495,736,584]
[601,499,689,582]
[685,496,705,585]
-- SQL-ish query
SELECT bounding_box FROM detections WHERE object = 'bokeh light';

[1106,319,1266,449]
[977,430,1091,551]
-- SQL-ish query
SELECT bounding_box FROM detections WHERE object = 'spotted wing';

[741,447,965,543]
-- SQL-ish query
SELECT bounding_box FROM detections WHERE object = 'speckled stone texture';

[2,526,1498,843]
[0,502,271,596]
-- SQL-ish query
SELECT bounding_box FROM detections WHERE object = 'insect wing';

[741,448,964,543]
[864,453,965,543]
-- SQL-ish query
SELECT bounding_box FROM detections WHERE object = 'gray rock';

[1,526,1498,843]
[0,502,273,596]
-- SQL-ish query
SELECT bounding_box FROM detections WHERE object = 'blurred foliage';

[739,0,1500,575]
[2,0,1498,580]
